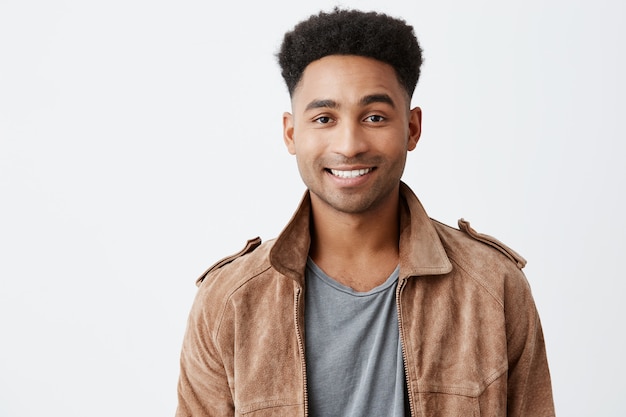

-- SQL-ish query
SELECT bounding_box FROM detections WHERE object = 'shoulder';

[432,218,526,269]
[186,237,278,331]
[196,237,276,288]
[430,218,531,300]
[191,237,280,311]
[196,237,264,284]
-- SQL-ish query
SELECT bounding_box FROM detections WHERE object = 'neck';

[308,190,401,290]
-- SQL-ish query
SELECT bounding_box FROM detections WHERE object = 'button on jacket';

[176,183,555,416]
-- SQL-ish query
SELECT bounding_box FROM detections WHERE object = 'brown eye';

[365,115,385,122]
[315,116,332,124]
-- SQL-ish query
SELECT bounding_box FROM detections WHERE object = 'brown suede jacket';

[176,183,555,416]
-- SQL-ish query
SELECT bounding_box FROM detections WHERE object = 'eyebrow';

[305,99,338,111]
[360,93,396,108]
[304,94,396,112]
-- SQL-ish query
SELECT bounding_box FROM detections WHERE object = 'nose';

[330,120,369,158]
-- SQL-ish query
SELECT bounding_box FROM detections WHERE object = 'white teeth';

[330,168,372,178]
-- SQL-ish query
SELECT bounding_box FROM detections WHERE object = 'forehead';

[292,55,408,108]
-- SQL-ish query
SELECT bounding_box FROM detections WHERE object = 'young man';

[176,8,555,417]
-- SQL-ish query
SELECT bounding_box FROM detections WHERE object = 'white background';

[1,0,624,415]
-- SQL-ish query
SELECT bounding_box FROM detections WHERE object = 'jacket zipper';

[294,287,308,416]
[396,278,416,417]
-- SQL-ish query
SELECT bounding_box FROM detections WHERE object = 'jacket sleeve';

[504,270,555,416]
[175,287,234,417]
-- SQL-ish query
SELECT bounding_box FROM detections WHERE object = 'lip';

[325,166,376,186]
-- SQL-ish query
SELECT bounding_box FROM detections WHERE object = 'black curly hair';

[277,8,423,99]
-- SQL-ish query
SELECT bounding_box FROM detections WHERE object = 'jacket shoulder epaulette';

[195,237,263,286]
[457,219,526,270]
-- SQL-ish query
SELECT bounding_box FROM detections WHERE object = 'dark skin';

[283,55,422,291]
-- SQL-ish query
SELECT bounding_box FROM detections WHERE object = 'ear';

[283,112,296,155]
[407,106,422,151]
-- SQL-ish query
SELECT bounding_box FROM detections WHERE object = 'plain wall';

[1,0,625,415]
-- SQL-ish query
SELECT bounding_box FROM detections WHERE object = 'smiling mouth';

[328,168,374,178]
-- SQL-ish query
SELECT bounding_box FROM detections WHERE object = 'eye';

[314,116,333,124]
[365,115,385,123]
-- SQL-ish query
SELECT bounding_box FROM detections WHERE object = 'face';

[283,55,421,216]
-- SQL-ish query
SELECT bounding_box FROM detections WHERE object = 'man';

[176,8,554,417]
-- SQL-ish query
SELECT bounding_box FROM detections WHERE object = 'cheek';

[293,135,321,158]
[295,149,317,170]
[376,132,410,154]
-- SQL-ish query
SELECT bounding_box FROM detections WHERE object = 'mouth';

[328,168,375,179]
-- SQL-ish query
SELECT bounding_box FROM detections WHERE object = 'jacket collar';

[269,182,452,286]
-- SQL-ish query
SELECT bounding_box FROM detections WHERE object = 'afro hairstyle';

[277,8,423,98]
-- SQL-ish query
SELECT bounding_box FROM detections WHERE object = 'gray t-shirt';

[305,258,406,417]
